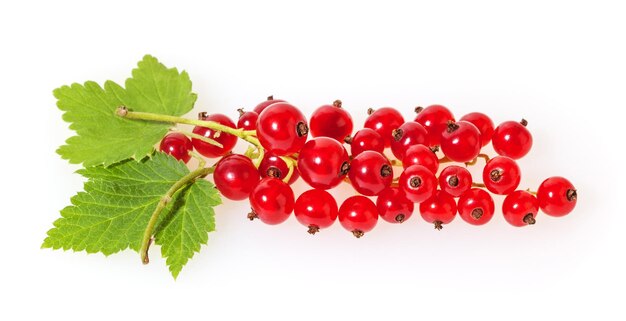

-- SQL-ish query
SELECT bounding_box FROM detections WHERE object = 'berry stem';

[170,128,223,148]
[390,159,403,167]
[438,155,453,163]
[525,188,538,196]
[280,156,297,183]
[472,182,486,188]
[189,150,206,168]
[465,153,491,166]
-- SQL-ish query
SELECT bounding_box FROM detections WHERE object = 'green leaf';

[55,55,197,167]
[42,153,220,278]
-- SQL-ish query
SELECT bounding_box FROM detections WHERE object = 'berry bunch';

[159,98,578,237]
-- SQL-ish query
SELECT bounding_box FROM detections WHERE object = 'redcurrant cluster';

[159,97,578,237]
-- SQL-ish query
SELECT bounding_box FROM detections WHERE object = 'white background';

[1,0,625,320]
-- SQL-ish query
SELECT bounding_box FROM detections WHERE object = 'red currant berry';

[338,196,378,238]
[457,188,494,225]
[248,177,294,225]
[159,133,192,163]
[258,152,299,185]
[390,121,428,160]
[502,190,539,227]
[402,144,439,174]
[440,121,482,163]
[297,137,350,190]
[237,109,258,131]
[252,95,286,114]
[438,165,472,197]
[309,100,353,142]
[537,176,577,217]
[213,154,260,201]
[492,119,533,159]
[483,156,521,195]
[419,190,457,230]
[192,113,238,158]
[294,189,338,234]
[364,107,404,147]
[399,165,437,203]
[376,187,414,223]
[414,104,455,146]
[348,151,393,196]
[256,103,308,156]
[460,112,494,147]
[345,128,384,157]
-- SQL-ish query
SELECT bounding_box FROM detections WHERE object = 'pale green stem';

[280,156,297,183]
[171,128,223,148]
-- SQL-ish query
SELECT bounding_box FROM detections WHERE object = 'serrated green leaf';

[55,55,197,167]
[43,153,220,277]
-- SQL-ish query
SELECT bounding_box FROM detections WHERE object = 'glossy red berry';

[440,121,482,163]
[249,177,294,225]
[309,100,353,142]
[256,103,308,156]
[237,109,258,131]
[258,152,299,185]
[338,196,378,238]
[390,121,428,160]
[213,154,260,201]
[294,189,338,234]
[457,188,494,225]
[402,144,439,174]
[348,151,393,196]
[376,187,414,223]
[438,165,472,197]
[419,190,457,230]
[364,107,404,147]
[159,133,192,163]
[492,119,533,159]
[460,112,494,147]
[537,176,577,217]
[483,156,521,195]
[345,128,384,157]
[502,190,539,227]
[399,165,437,203]
[414,105,455,146]
[297,137,350,190]
[192,113,238,158]
[252,95,286,114]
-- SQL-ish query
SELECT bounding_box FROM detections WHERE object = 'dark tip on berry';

[380,164,393,177]
[267,95,274,100]
[395,214,406,223]
[116,105,128,117]
[344,135,353,144]
[471,208,483,220]
[339,161,351,176]
[247,210,258,221]
[567,189,577,201]
[198,112,208,120]
[490,169,502,182]
[266,166,282,178]
[367,108,375,115]
[410,176,422,188]
[434,221,443,230]
[520,119,528,127]
[392,128,404,142]
[333,99,343,108]
[352,230,365,238]
[297,122,309,137]
[430,146,440,153]
[446,120,460,133]
[523,214,536,225]
[414,106,424,114]
[448,175,459,187]
[307,225,320,235]
[237,108,245,117]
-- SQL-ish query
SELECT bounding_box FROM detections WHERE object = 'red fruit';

[309,100,353,142]
[258,152,299,185]
[402,144,439,174]
[237,109,258,131]
[492,119,533,159]
[390,121,428,160]
[256,103,308,156]
[294,189,338,234]
[483,156,521,195]
[457,188,495,225]
[249,177,294,225]
[364,107,404,147]
[338,196,378,238]
[297,137,350,190]
[252,95,286,114]
[419,190,457,230]
[440,121,482,162]
[213,154,260,201]
[192,113,238,158]
[159,133,192,163]
[502,190,539,227]
[346,128,384,157]
[460,112,494,147]
[438,165,472,197]
[399,165,437,203]
[537,176,577,217]
[348,151,393,196]
[376,187,414,223]
[414,104,455,146]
